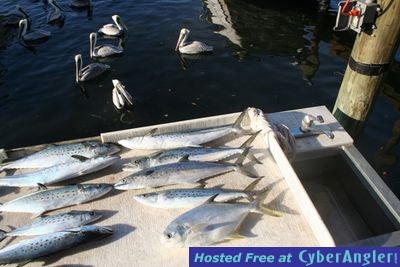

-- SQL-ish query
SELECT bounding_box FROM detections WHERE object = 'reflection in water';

[204,0,242,47]
[203,0,326,83]
[177,52,209,70]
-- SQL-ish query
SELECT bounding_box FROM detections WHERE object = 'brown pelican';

[18,19,51,43]
[175,28,213,54]
[98,15,128,37]
[89,32,123,59]
[47,0,64,23]
[75,54,110,83]
[69,0,92,8]
[3,5,31,27]
[112,79,133,109]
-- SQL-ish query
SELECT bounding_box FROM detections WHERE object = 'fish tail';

[234,148,261,178]
[239,131,263,164]
[232,109,247,134]
[0,229,7,243]
[252,190,281,217]
[239,130,260,148]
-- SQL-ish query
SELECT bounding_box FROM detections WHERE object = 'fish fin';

[31,212,43,219]
[205,194,220,203]
[71,155,90,162]
[0,229,7,243]
[37,183,48,190]
[243,178,263,192]
[239,130,261,148]
[188,223,208,234]
[211,184,224,189]
[144,170,155,176]
[194,183,206,188]
[227,232,245,240]
[146,128,158,136]
[252,190,282,217]
[178,155,190,162]
[77,184,84,192]
[16,260,32,267]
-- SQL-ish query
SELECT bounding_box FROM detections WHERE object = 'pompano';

[0,210,102,241]
[0,141,120,171]
[123,132,261,172]
[114,152,259,190]
[0,155,120,187]
[161,191,280,247]
[134,178,261,208]
[0,184,113,215]
[118,109,252,150]
[0,225,112,265]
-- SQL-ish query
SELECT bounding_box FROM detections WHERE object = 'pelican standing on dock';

[89,32,123,58]
[18,19,51,43]
[47,0,64,23]
[98,15,128,37]
[75,54,110,83]
[69,0,92,8]
[175,28,213,54]
[3,5,31,27]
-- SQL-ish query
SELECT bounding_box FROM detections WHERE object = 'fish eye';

[142,194,148,197]
[166,233,172,239]
[90,211,95,216]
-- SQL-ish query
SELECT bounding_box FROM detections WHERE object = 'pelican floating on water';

[47,0,64,23]
[18,19,51,43]
[69,0,92,8]
[4,5,31,27]
[89,32,124,59]
[75,54,110,83]
[98,15,128,37]
[175,28,213,54]
[112,79,133,110]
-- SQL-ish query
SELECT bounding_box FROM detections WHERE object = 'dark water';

[0,1,399,195]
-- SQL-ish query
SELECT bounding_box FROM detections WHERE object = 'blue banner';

[189,247,399,267]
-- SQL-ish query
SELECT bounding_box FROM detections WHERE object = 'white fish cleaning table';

[1,106,399,267]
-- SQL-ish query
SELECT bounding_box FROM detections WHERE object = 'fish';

[114,150,259,190]
[118,109,252,150]
[0,225,112,265]
[161,190,280,247]
[0,142,120,171]
[0,184,113,216]
[0,155,120,187]
[0,210,102,242]
[133,178,261,208]
[123,132,261,172]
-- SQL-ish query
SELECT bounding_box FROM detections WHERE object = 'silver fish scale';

[165,189,219,199]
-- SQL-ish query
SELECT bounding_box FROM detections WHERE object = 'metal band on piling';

[348,56,391,76]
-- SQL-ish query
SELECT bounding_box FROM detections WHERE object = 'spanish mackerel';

[134,179,261,208]
[114,151,259,190]
[0,225,112,265]
[123,132,261,172]
[118,109,251,150]
[0,141,120,171]
[0,210,102,241]
[161,191,280,247]
[0,184,113,215]
[0,155,120,187]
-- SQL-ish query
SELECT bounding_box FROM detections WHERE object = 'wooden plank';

[0,110,331,266]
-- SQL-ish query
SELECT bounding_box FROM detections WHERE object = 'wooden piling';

[333,0,400,135]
